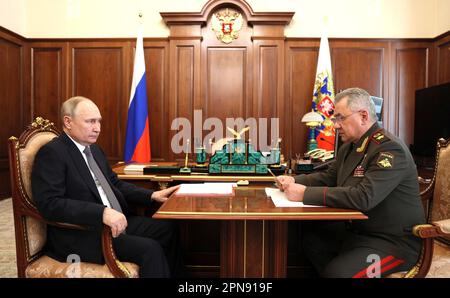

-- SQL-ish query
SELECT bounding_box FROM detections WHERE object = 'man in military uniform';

[277,88,425,277]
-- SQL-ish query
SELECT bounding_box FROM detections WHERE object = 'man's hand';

[275,175,295,191]
[284,183,306,202]
[151,185,181,203]
[102,208,127,238]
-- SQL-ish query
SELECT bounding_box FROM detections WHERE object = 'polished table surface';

[114,163,368,277]
[154,186,367,221]
[153,186,366,277]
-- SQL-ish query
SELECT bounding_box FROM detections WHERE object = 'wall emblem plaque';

[211,8,243,44]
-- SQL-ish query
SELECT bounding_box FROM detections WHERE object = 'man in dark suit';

[276,88,425,277]
[32,96,183,278]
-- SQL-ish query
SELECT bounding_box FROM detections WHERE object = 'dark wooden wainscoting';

[0,28,29,198]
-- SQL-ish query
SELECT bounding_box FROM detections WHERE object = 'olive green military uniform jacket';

[295,123,425,255]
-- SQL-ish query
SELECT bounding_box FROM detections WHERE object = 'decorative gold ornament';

[31,117,54,129]
[211,8,243,44]
[226,126,250,139]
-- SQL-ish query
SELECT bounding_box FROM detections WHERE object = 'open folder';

[176,183,236,195]
[265,188,323,207]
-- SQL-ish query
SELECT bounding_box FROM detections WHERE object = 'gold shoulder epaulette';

[356,137,369,153]
[371,130,390,144]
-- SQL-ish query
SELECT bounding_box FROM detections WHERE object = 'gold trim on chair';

[413,224,435,237]
[31,117,55,130]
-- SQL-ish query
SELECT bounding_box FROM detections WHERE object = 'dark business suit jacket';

[295,123,425,260]
[31,132,153,263]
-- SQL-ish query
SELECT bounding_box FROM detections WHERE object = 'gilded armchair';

[8,117,138,278]
[391,138,450,277]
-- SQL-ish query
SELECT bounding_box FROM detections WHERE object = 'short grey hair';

[61,96,93,123]
[335,88,377,122]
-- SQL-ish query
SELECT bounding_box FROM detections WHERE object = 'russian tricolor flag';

[124,27,151,162]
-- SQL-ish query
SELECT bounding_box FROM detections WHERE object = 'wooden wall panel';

[144,43,169,161]
[169,40,200,160]
[285,41,319,158]
[200,14,253,149]
[176,47,194,123]
[0,39,23,149]
[206,48,246,121]
[256,45,278,118]
[332,48,384,95]
[436,36,450,84]
[200,11,254,148]
[71,44,125,162]
[253,41,285,153]
[393,45,429,147]
[31,45,66,127]
[174,45,194,160]
[0,29,26,197]
[331,41,389,131]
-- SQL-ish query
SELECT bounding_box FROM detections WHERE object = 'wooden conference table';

[113,163,367,277]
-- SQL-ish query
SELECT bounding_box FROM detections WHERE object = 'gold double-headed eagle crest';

[211,8,243,44]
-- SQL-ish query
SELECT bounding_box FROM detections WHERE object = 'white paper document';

[123,164,147,172]
[176,183,236,195]
[265,188,323,207]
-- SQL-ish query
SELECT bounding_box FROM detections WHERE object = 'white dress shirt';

[66,135,112,208]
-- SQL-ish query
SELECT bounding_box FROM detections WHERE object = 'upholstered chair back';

[9,118,59,263]
[18,132,57,202]
[19,131,58,256]
[430,138,450,223]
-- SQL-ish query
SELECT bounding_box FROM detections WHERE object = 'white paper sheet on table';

[265,188,323,207]
[176,183,236,195]
[123,164,146,172]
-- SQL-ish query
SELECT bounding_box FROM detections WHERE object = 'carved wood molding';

[160,0,294,27]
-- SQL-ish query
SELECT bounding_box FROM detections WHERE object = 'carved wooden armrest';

[101,225,133,278]
[45,219,132,277]
[413,219,450,239]
[24,208,87,231]
[49,221,87,230]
